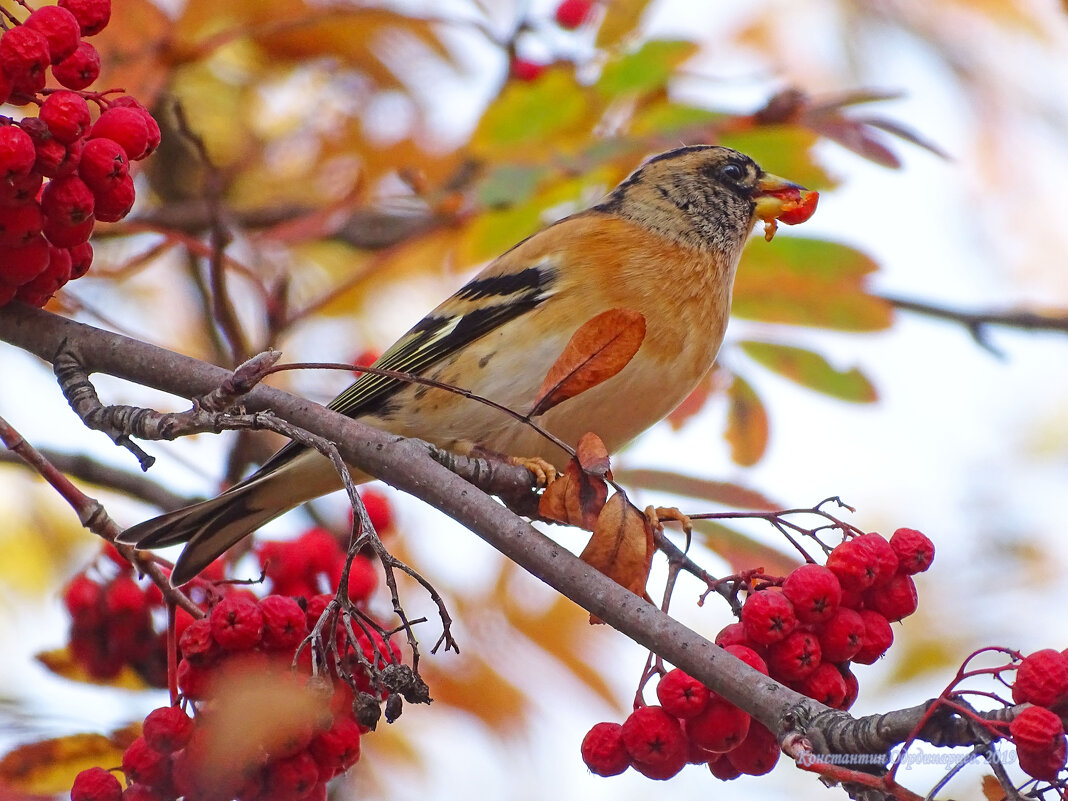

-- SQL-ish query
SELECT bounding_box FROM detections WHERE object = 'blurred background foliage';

[1,0,1068,799]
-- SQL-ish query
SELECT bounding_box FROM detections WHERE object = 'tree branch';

[883,293,1068,356]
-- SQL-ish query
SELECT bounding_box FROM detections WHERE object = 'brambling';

[119,145,818,585]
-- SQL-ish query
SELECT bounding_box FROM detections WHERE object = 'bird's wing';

[250,255,561,478]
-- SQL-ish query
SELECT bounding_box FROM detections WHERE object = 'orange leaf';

[725,374,769,467]
[529,309,646,417]
[0,727,139,796]
[580,492,654,610]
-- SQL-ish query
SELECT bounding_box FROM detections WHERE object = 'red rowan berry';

[260,594,308,650]
[782,563,842,624]
[0,27,51,96]
[109,97,161,157]
[304,594,333,630]
[298,527,345,576]
[210,595,264,651]
[580,722,629,777]
[121,784,164,801]
[72,767,122,801]
[92,174,135,222]
[839,665,859,710]
[889,527,935,574]
[686,697,751,753]
[0,171,43,206]
[1013,649,1068,708]
[864,572,917,622]
[707,753,742,781]
[64,573,103,622]
[309,715,362,777]
[799,662,848,707]
[42,174,95,225]
[121,737,170,789]
[510,57,546,82]
[43,212,93,247]
[178,617,217,665]
[0,235,50,285]
[68,239,92,277]
[41,91,92,144]
[827,538,877,592]
[52,40,100,90]
[723,643,769,675]
[105,575,149,618]
[715,621,755,649]
[1018,735,1067,782]
[726,721,779,776]
[176,657,211,700]
[620,705,687,767]
[817,606,866,663]
[24,6,81,63]
[263,752,319,799]
[766,630,821,682]
[345,555,378,603]
[741,589,797,645]
[143,706,195,754]
[1011,706,1065,754]
[555,0,595,29]
[656,668,709,718]
[59,0,112,36]
[0,201,42,247]
[852,610,894,665]
[0,280,15,306]
[0,126,37,179]
[630,749,686,780]
[91,108,150,161]
[360,488,394,534]
[854,533,898,586]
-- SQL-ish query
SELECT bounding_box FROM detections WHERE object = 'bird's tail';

[117,449,342,586]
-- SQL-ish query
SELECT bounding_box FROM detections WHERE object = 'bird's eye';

[719,163,746,182]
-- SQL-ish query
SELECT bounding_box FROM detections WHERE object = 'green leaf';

[476,163,550,209]
[631,101,725,137]
[725,374,768,467]
[595,39,697,97]
[719,125,836,189]
[734,238,894,331]
[473,67,595,156]
[739,341,878,403]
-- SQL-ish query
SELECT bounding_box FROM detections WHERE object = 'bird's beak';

[751,172,819,240]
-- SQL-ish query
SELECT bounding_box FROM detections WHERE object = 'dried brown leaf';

[580,492,654,605]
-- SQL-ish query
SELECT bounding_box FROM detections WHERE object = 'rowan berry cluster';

[509,0,597,82]
[0,0,158,307]
[581,527,935,781]
[1008,649,1068,781]
[66,491,397,800]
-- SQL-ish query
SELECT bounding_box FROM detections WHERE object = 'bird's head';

[601,145,819,249]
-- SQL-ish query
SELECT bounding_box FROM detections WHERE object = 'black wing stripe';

[456,266,546,301]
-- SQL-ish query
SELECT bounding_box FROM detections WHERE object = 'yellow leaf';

[0,727,139,796]
[35,648,151,691]
[725,374,769,467]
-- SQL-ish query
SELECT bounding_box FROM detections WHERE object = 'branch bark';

[0,302,1013,794]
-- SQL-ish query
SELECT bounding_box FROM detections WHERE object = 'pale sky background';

[2,1,1068,799]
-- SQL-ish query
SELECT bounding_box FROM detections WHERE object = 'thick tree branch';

[0,303,1018,793]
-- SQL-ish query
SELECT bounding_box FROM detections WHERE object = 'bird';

[118,145,818,586]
